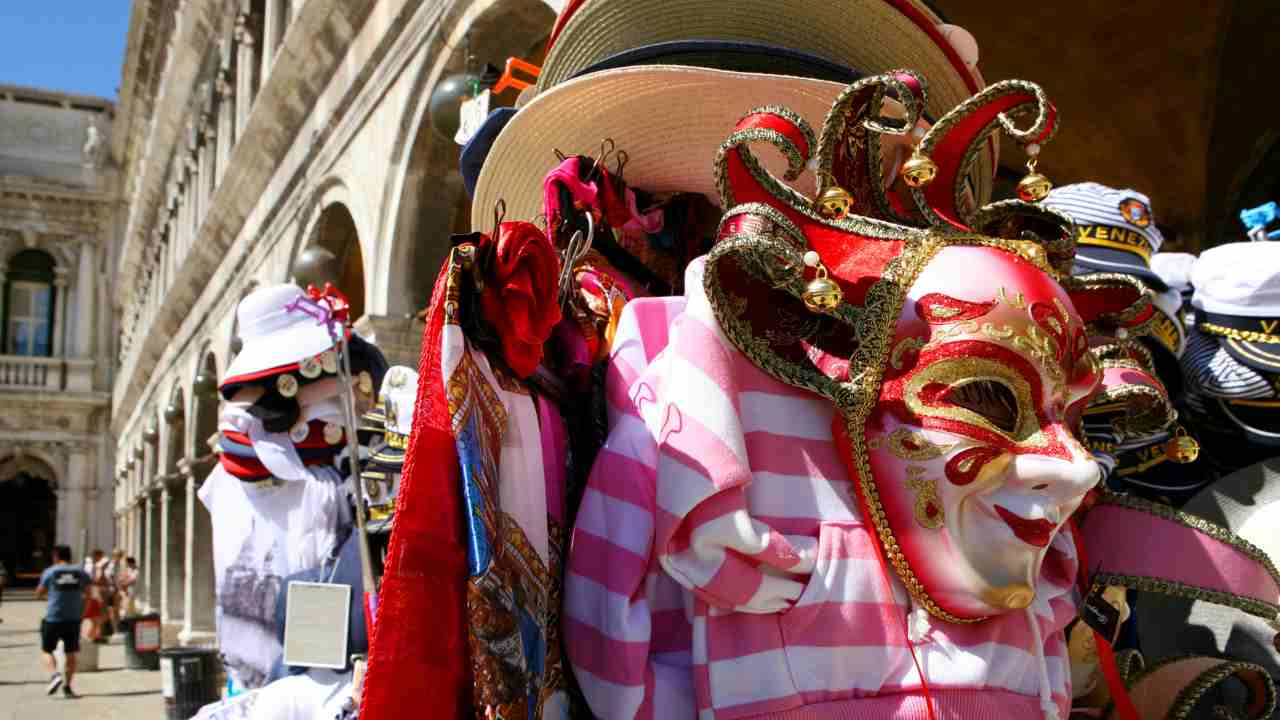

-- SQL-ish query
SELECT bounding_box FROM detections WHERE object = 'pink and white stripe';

[566,259,1079,719]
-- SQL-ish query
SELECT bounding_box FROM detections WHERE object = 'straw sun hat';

[537,0,980,118]
[472,0,989,228]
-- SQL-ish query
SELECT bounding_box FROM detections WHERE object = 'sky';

[0,4,132,100]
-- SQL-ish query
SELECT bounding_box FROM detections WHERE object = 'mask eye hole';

[943,379,1020,433]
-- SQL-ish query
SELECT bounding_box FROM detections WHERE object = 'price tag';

[1079,585,1121,643]
[455,90,491,146]
[282,581,351,669]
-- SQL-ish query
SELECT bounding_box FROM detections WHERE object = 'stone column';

[261,0,280,81]
[161,478,187,630]
[215,71,234,184]
[52,269,69,360]
[141,494,153,607]
[159,483,172,623]
[75,240,94,357]
[147,491,162,612]
[180,464,217,645]
[199,121,215,227]
[134,499,144,563]
[234,13,257,136]
[56,456,85,551]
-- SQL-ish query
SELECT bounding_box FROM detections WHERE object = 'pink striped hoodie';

[565,260,1079,719]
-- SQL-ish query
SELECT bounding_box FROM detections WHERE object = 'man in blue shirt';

[36,545,91,698]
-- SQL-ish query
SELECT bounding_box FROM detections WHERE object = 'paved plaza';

[0,589,163,719]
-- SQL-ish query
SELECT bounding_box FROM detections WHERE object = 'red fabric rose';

[477,221,562,378]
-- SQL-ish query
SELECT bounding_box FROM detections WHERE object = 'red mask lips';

[994,504,1056,548]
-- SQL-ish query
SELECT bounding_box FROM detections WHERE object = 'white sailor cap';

[1191,241,1280,374]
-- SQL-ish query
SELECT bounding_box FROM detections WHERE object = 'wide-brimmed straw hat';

[536,0,982,120]
[474,0,991,229]
[473,64,942,227]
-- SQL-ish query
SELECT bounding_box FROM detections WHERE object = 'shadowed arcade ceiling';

[943,0,1280,251]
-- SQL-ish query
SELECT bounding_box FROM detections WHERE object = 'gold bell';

[1165,426,1200,464]
[816,184,854,220]
[801,250,843,312]
[901,148,938,188]
[1016,156,1052,202]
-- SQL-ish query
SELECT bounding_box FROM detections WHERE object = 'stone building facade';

[113,0,561,644]
[0,85,119,581]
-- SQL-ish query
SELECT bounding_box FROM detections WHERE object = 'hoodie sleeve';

[650,304,811,614]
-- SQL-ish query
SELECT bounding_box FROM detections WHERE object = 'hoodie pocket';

[778,521,904,702]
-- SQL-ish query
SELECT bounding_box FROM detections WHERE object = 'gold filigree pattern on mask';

[980,322,1016,340]
[1011,324,1065,388]
[927,304,963,319]
[885,427,956,460]
[904,357,1043,443]
[891,336,926,369]
[905,466,944,529]
[997,286,1027,309]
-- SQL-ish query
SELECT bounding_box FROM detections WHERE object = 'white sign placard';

[282,581,351,670]
[160,656,175,698]
[455,89,491,146]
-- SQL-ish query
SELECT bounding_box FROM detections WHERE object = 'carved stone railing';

[0,355,95,391]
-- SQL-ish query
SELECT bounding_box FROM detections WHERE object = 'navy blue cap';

[461,107,517,199]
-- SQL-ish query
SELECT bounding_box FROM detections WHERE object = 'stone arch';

[190,350,220,460]
[0,453,59,576]
[292,188,370,322]
[162,383,186,476]
[375,0,554,319]
[226,279,260,366]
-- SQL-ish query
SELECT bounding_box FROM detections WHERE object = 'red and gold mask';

[869,245,1100,618]
[703,70,1142,622]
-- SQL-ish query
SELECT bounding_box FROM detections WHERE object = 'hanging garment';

[442,252,576,719]
[362,258,473,720]
[198,465,348,690]
[564,259,1080,719]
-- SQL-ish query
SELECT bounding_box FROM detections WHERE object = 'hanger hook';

[614,149,629,181]
[492,198,506,235]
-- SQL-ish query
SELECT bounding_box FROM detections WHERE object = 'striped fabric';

[566,259,1079,719]
[1043,182,1163,253]
[1180,326,1275,399]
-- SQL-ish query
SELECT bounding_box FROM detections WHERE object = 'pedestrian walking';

[35,545,92,699]
[118,556,139,616]
[81,549,108,642]
[105,549,124,633]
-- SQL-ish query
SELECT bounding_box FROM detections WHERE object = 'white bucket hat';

[222,284,340,385]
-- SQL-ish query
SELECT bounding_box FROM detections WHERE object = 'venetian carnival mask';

[703,69,1152,622]
[871,245,1101,617]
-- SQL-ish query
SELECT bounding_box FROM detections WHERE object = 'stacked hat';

[1151,251,1198,312]
[1184,241,1280,448]
[1043,182,1167,289]
[362,366,418,530]
[469,0,993,227]
[1043,184,1187,370]
[1042,184,1207,503]
[216,284,388,482]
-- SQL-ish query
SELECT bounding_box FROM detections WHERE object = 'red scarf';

[362,259,472,719]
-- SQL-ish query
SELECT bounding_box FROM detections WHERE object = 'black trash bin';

[120,613,162,670]
[160,647,223,720]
